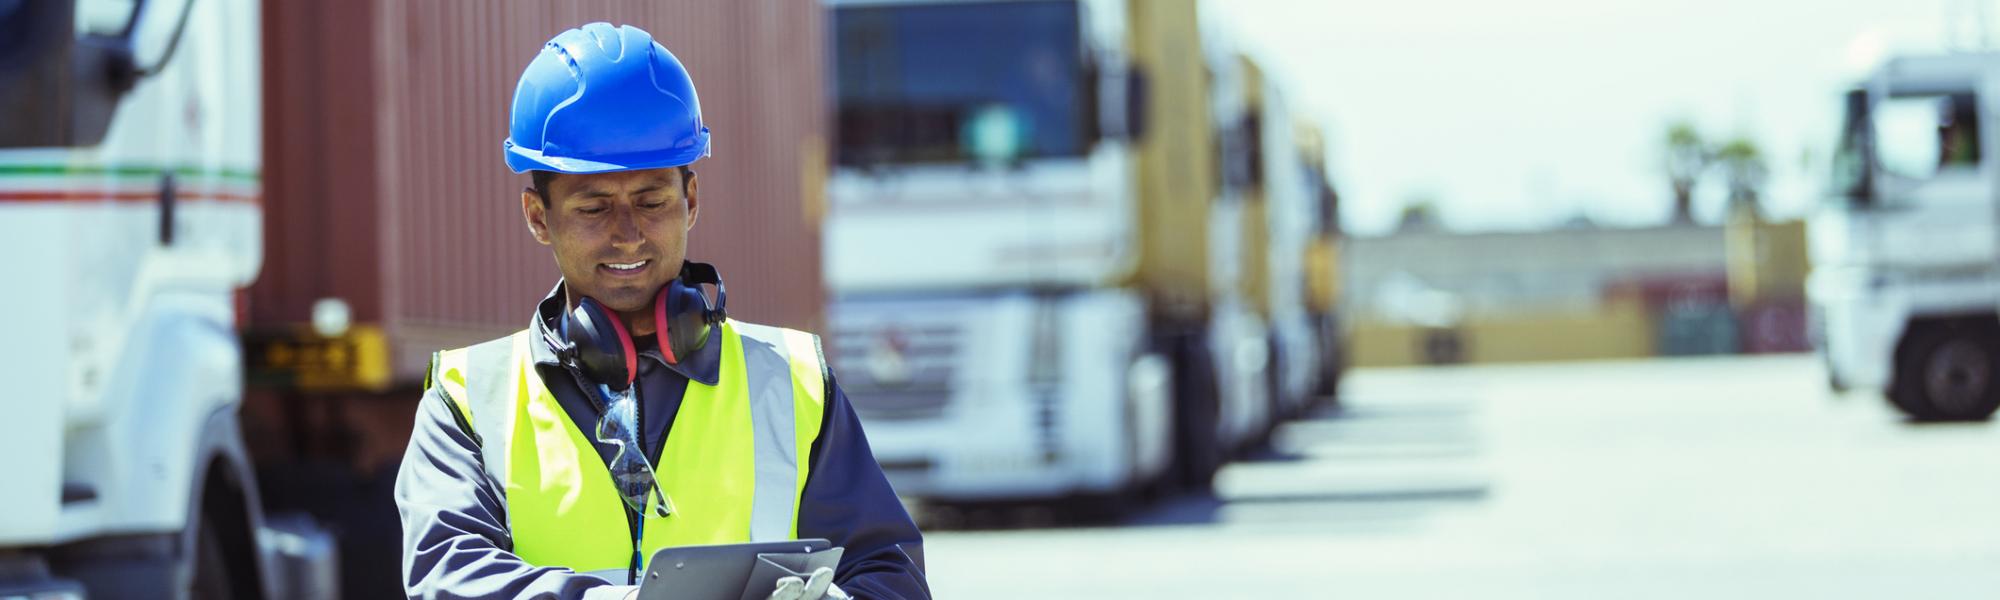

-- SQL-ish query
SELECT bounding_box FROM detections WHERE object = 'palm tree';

[1713,137,1768,221]
[1663,121,1707,225]
[1396,193,1441,232]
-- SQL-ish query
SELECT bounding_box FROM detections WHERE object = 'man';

[1939,94,1981,168]
[394,23,929,600]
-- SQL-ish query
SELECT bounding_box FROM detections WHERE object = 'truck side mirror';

[67,29,142,145]
[1124,63,1150,143]
[1092,54,1148,144]
[0,0,191,148]
[1841,88,1875,207]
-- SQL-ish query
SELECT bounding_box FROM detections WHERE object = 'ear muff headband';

[682,261,727,322]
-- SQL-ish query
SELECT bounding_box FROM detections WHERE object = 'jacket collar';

[530,280,722,386]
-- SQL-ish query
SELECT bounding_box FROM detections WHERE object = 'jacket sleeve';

[795,374,933,600]
[394,381,636,600]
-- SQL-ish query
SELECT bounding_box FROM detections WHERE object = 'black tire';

[1169,332,1222,492]
[1260,334,1284,444]
[189,516,237,600]
[1064,486,1139,525]
[1889,321,2000,421]
[1311,313,1344,410]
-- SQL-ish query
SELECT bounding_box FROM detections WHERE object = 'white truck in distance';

[1811,52,2000,420]
[824,0,1237,505]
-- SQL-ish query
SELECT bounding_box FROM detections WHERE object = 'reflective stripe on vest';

[429,319,826,572]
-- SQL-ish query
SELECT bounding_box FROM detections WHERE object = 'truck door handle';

[158,172,176,246]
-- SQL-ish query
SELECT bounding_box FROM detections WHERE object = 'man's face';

[523,167,698,335]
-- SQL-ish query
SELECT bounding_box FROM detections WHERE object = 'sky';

[1209,0,1980,236]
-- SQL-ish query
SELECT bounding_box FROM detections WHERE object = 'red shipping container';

[254,1,829,386]
[1602,272,1730,313]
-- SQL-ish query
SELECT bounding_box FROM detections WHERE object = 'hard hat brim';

[503,132,709,175]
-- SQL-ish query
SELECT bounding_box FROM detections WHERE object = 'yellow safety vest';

[426,319,826,573]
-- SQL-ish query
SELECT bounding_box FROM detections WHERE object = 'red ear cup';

[653,283,679,364]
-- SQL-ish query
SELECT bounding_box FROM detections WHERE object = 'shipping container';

[254,0,828,388]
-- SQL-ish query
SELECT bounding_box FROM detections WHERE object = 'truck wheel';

[1170,334,1221,492]
[1260,334,1284,444]
[190,517,238,600]
[1889,323,2000,421]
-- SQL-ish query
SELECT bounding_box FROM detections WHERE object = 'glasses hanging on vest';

[546,296,675,519]
[595,382,674,519]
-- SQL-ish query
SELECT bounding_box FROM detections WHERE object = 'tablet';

[636,539,838,600]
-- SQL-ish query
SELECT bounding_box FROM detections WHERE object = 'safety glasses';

[554,295,676,519]
[595,382,675,518]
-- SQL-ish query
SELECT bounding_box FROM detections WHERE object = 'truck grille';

[829,317,962,421]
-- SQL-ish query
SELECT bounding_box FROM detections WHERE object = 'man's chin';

[575,282,658,312]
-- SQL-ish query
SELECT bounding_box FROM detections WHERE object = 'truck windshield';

[832,0,1088,168]
[1830,91,1981,205]
[1878,94,1979,179]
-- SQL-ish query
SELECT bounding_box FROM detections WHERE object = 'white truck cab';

[822,0,1181,504]
[1810,52,2000,420]
[0,1,332,597]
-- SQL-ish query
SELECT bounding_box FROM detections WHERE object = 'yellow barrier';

[1349,299,1655,367]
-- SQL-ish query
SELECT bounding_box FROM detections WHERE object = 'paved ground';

[919,355,2000,599]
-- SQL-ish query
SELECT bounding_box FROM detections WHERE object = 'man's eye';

[577,206,607,215]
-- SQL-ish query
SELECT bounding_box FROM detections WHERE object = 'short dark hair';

[532,166,694,206]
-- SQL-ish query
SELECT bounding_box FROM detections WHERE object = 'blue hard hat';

[504,23,711,174]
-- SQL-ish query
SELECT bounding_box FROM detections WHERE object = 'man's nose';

[610,210,645,251]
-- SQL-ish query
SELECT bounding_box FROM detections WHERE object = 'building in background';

[1343,218,1808,367]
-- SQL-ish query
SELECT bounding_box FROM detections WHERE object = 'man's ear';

[684,170,700,231]
[523,187,552,246]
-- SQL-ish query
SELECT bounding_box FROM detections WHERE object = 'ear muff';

[564,296,638,391]
[653,261,728,365]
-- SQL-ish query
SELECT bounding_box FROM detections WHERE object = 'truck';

[0,0,337,597]
[1296,122,1349,410]
[1205,45,1348,452]
[1810,51,2000,421]
[1230,52,1331,437]
[1201,45,1278,456]
[823,0,1241,504]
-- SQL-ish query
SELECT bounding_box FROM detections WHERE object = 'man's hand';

[767,566,850,600]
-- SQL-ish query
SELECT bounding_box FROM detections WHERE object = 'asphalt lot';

[920,355,2000,599]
